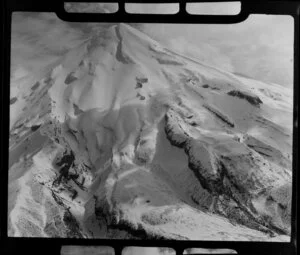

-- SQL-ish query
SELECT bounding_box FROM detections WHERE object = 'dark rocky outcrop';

[63,209,84,238]
[164,110,189,148]
[227,90,263,107]
[31,81,40,91]
[53,150,76,185]
[73,103,84,116]
[64,72,78,84]
[10,97,18,105]
[203,104,235,128]
[31,124,41,132]
[136,77,148,84]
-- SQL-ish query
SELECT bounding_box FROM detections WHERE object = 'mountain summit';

[9,23,292,240]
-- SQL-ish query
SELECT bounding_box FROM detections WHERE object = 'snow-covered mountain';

[8,23,293,241]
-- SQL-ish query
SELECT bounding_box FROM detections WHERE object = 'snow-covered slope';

[9,23,293,241]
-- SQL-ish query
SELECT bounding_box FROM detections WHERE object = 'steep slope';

[9,23,293,241]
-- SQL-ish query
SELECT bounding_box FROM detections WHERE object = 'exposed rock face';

[227,90,263,107]
[10,97,18,105]
[164,105,291,236]
[202,104,235,128]
[8,23,292,241]
[185,141,224,194]
[165,109,189,147]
